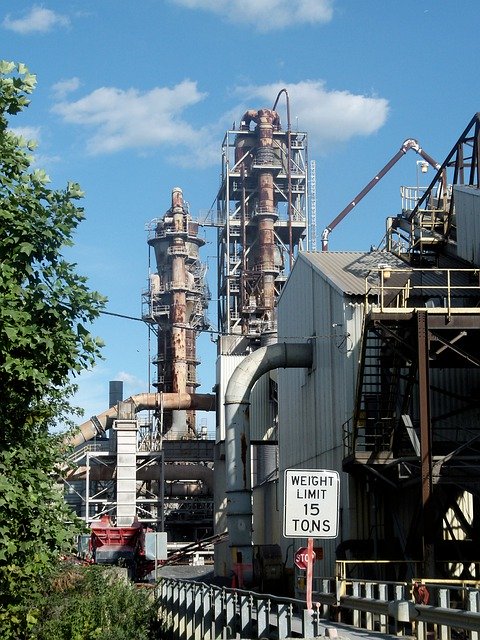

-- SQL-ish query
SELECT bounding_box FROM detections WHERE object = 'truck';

[83,515,158,581]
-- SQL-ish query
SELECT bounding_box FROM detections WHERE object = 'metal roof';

[299,250,407,296]
[298,250,480,305]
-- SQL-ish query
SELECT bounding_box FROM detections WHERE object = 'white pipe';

[224,341,313,583]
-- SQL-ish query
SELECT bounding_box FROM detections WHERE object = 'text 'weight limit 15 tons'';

[283,469,340,538]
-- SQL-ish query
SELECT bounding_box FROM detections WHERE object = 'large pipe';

[238,108,280,328]
[109,380,124,408]
[164,463,213,491]
[255,109,278,323]
[77,461,214,491]
[69,392,216,448]
[169,187,190,437]
[224,341,313,583]
[171,188,188,396]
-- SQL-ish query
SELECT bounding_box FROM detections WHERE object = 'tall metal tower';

[310,160,317,252]
[143,187,210,439]
[216,107,308,343]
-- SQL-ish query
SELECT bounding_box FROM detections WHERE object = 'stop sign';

[294,546,316,570]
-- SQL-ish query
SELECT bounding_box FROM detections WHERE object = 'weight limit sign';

[283,469,340,538]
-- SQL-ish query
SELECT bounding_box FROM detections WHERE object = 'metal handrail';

[157,575,480,640]
[366,267,480,315]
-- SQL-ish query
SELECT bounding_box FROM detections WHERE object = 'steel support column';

[417,310,434,573]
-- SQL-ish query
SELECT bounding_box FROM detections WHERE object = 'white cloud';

[52,77,81,100]
[52,81,207,155]
[9,125,41,143]
[238,81,389,151]
[33,153,61,167]
[3,6,70,34]
[171,0,333,31]
[7,127,60,168]
[51,78,388,165]
[115,371,147,396]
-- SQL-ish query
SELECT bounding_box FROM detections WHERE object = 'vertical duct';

[170,188,189,437]
[255,110,278,324]
[115,418,138,526]
[224,341,313,584]
[244,109,279,331]
[109,380,124,408]
[108,380,123,453]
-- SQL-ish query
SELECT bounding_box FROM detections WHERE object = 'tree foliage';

[0,61,106,638]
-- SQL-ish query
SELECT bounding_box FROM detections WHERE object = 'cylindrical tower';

[253,109,280,324]
[144,188,208,439]
[215,105,308,342]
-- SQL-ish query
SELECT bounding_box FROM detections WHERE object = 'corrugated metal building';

[455,185,480,265]
[276,250,404,575]
[215,112,480,587]
[275,245,480,580]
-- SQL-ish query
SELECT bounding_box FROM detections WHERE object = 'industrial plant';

[64,98,480,592]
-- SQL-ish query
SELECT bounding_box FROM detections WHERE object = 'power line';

[100,310,145,323]
[100,310,348,344]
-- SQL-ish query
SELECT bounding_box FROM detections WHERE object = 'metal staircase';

[351,318,419,460]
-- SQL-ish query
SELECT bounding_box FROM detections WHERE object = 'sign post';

[284,469,340,613]
[306,537,314,612]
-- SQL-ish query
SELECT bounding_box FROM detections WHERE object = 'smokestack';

[109,380,123,408]
[145,188,209,439]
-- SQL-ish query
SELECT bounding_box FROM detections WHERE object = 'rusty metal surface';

[217,96,307,338]
[145,187,208,436]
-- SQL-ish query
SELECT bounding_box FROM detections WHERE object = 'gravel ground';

[155,564,215,582]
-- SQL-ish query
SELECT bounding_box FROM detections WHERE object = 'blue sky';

[3,1,480,428]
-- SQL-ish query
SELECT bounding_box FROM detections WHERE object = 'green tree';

[0,61,105,638]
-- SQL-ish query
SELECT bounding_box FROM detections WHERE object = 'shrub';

[33,564,159,640]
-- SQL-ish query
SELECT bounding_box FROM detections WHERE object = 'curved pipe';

[241,109,280,130]
[69,392,216,448]
[224,341,313,582]
[272,89,294,269]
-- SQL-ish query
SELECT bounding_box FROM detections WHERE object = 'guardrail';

[156,578,326,640]
[312,575,480,640]
[365,267,480,315]
[156,575,480,640]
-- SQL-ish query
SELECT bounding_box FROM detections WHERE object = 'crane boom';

[321,138,440,251]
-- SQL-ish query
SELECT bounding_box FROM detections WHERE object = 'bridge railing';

[156,576,480,640]
[335,578,480,639]
[156,578,326,640]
